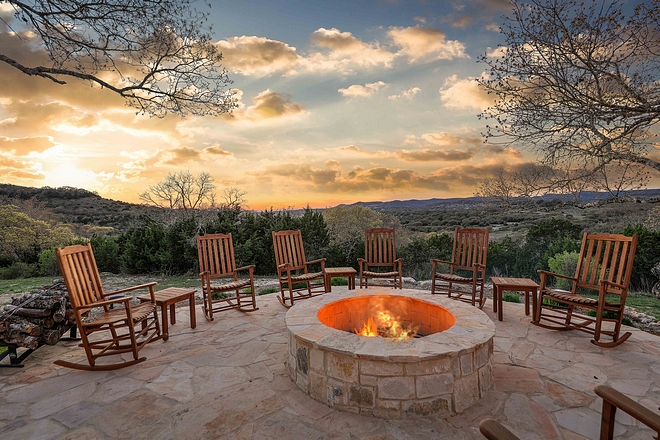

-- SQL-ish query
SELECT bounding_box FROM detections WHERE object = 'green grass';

[0,277,55,298]
[502,293,522,303]
[258,287,279,296]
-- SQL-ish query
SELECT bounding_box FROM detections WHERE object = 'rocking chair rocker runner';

[197,233,258,321]
[272,230,327,308]
[358,228,403,289]
[431,227,490,307]
[55,244,162,371]
[534,232,638,348]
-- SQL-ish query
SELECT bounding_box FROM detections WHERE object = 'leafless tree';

[478,0,660,182]
[1,1,236,117]
[139,170,216,211]
[220,187,247,210]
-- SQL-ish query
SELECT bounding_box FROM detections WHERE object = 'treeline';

[1,202,659,290]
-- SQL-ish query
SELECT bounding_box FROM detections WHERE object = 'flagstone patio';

[1,286,659,439]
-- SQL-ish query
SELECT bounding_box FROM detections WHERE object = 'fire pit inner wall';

[285,289,495,419]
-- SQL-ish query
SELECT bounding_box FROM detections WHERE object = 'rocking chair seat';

[363,270,400,278]
[433,273,472,283]
[89,302,157,326]
[284,271,323,282]
[209,279,251,292]
[544,290,618,308]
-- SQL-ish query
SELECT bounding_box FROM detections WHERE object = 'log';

[0,280,75,350]
[2,305,52,318]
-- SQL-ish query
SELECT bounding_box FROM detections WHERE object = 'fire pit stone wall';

[285,289,495,419]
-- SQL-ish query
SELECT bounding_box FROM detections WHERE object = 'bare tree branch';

[2,0,237,117]
[478,0,660,182]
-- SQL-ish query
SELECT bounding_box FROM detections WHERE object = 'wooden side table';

[324,267,357,292]
[138,287,197,341]
[490,277,539,322]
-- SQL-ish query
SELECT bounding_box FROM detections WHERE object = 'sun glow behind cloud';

[6,0,648,210]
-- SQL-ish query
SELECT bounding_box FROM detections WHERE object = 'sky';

[0,0,593,210]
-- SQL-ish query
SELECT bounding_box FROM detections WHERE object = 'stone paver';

[1,287,660,439]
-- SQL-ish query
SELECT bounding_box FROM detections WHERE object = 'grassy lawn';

[0,277,56,297]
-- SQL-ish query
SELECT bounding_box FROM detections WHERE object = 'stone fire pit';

[285,289,495,418]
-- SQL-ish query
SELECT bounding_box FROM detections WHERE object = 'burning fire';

[354,310,418,341]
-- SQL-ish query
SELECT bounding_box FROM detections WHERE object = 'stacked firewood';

[0,281,76,349]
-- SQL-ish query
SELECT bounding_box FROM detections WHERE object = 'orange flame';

[354,311,417,340]
[355,316,379,337]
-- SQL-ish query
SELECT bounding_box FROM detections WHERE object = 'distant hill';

[0,184,166,231]
[347,189,660,211]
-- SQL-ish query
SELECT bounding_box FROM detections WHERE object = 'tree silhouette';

[479,0,660,184]
[1,0,236,117]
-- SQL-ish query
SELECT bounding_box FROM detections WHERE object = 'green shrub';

[0,262,38,279]
[548,251,579,289]
[38,249,60,276]
[586,310,633,326]
[331,277,349,286]
[502,293,521,303]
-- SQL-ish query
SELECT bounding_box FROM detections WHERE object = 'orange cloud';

[204,146,233,156]
[388,26,468,62]
[396,148,474,162]
[0,136,55,155]
[229,89,306,121]
[421,132,482,147]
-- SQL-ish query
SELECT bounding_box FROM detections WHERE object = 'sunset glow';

[2,1,655,210]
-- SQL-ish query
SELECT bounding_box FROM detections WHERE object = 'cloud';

[485,23,501,32]
[388,87,421,100]
[0,136,55,155]
[215,36,300,76]
[161,147,202,165]
[421,132,482,148]
[254,163,451,193]
[302,28,395,74]
[228,89,306,122]
[338,81,387,99]
[451,15,473,28]
[396,148,474,162]
[486,46,507,57]
[204,145,233,156]
[439,74,494,111]
[388,26,468,62]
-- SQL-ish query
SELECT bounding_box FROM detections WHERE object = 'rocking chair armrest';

[537,270,576,282]
[305,258,326,266]
[78,295,131,311]
[594,385,660,434]
[277,263,291,274]
[600,280,627,291]
[431,259,453,266]
[235,265,255,274]
[106,282,157,296]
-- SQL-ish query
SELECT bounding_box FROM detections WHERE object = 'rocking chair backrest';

[197,233,237,279]
[451,228,489,273]
[574,233,638,295]
[56,243,105,310]
[273,230,306,272]
[365,228,397,266]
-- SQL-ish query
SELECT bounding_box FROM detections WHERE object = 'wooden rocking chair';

[197,233,258,321]
[431,227,489,307]
[55,244,162,371]
[534,232,638,348]
[358,228,403,289]
[272,230,327,308]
